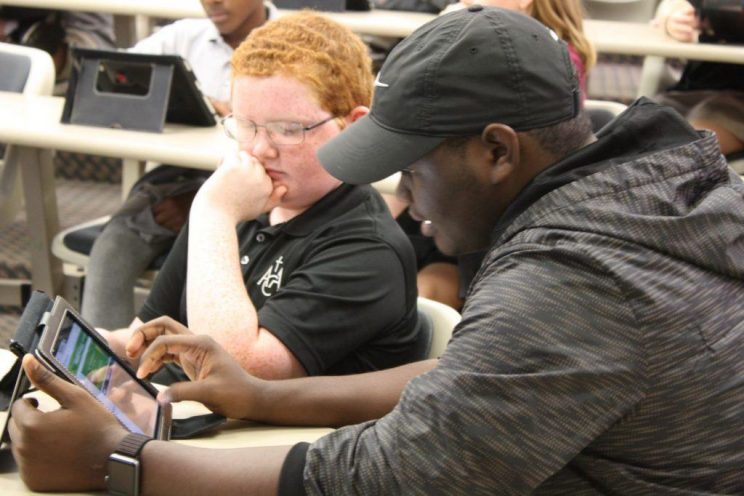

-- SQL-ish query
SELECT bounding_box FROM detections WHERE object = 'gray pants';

[81,215,172,329]
[81,165,208,329]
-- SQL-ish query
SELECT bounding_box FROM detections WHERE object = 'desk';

[585,19,744,64]
[0,91,229,296]
[0,0,205,20]
[3,0,744,59]
[0,348,334,495]
[0,0,435,39]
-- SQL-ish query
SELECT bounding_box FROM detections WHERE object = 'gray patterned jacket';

[298,102,744,495]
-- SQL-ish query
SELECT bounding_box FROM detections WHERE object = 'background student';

[101,11,425,381]
[441,0,595,97]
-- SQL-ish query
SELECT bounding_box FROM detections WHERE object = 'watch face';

[107,454,140,496]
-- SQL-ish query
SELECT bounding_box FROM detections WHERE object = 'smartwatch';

[105,433,152,496]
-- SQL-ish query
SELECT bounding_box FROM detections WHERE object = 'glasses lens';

[224,117,256,143]
[266,122,304,145]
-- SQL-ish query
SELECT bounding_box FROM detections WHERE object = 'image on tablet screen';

[52,313,158,436]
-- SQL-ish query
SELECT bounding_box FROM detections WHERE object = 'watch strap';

[114,433,153,458]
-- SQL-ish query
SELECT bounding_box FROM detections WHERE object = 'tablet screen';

[52,312,159,436]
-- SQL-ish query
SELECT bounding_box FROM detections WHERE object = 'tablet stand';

[273,0,346,11]
[62,53,174,133]
[0,290,52,411]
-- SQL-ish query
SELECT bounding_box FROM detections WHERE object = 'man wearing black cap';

[8,6,744,495]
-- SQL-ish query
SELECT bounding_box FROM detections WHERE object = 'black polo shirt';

[139,184,423,375]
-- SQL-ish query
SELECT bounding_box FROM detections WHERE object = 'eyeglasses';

[221,114,337,146]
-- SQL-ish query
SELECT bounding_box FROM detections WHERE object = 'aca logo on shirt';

[257,256,284,297]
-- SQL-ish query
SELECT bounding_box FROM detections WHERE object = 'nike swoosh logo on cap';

[374,73,390,88]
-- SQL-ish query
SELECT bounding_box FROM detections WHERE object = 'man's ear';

[344,106,369,126]
[481,123,519,185]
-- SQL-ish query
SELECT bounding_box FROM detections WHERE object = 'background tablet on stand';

[273,0,371,12]
[61,47,217,133]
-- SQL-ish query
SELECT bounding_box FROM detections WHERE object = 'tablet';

[276,0,371,11]
[35,297,171,440]
[62,47,217,132]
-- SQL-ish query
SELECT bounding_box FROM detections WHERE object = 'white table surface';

[0,0,206,19]
[0,0,434,38]
[584,19,744,63]
[0,348,333,495]
[2,0,744,62]
[0,92,228,170]
[0,91,229,296]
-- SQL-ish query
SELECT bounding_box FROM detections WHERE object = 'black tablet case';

[273,0,370,11]
[61,48,217,133]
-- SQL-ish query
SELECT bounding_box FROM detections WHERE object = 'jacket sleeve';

[301,247,647,494]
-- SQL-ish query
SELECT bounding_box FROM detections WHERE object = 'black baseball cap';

[318,5,580,184]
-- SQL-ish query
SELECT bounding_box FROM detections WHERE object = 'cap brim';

[318,114,445,185]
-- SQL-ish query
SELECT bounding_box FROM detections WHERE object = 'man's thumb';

[22,354,78,408]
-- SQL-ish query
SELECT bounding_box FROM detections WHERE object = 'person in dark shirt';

[9,7,744,495]
[101,11,424,380]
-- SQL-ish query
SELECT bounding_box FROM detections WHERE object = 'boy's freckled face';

[231,75,343,211]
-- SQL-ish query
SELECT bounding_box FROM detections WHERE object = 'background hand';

[152,190,197,232]
[136,331,264,419]
[661,2,700,42]
[207,97,231,117]
[8,355,128,492]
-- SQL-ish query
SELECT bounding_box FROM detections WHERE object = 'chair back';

[0,42,55,228]
[585,99,628,132]
[0,42,55,95]
[417,297,462,359]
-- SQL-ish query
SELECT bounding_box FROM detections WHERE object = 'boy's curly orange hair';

[231,11,373,118]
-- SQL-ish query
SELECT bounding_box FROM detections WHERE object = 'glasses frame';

[221,114,337,146]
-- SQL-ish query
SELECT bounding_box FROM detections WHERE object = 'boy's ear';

[345,106,369,125]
